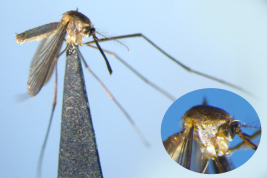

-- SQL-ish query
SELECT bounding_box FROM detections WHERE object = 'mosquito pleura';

[163,105,260,173]
[16,10,250,177]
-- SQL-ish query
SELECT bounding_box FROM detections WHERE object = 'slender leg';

[213,156,225,173]
[84,33,250,95]
[200,158,209,173]
[77,47,150,147]
[83,43,176,101]
[36,62,58,178]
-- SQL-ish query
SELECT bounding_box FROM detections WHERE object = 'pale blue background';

[161,88,260,172]
[0,0,266,178]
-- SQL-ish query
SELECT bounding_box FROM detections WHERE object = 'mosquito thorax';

[182,105,234,159]
[61,11,93,45]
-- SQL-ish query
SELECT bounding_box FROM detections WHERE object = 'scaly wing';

[16,22,59,44]
[28,23,67,97]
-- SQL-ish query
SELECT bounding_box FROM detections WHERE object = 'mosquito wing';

[163,132,182,155]
[16,23,59,44]
[27,23,68,97]
[163,126,194,170]
[210,156,233,173]
[177,126,194,169]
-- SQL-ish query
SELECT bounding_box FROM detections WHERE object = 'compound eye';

[230,121,241,137]
[90,27,95,35]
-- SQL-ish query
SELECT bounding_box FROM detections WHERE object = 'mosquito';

[163,104,260,173]
[16,10,249,177]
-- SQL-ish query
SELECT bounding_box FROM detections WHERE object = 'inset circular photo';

[161,88,261,174]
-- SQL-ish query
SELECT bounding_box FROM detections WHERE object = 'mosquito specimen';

[163,105,260,173]
[16,10,249,177]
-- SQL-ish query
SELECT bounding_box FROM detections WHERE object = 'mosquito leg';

[58,44,69,58]
[84,34,250,95]
[200,158,209,173]
[36,63,58,178]
[82,43,176,101]
[95,31,130,52]
[213,156,225,173]
[76,47,150,147]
